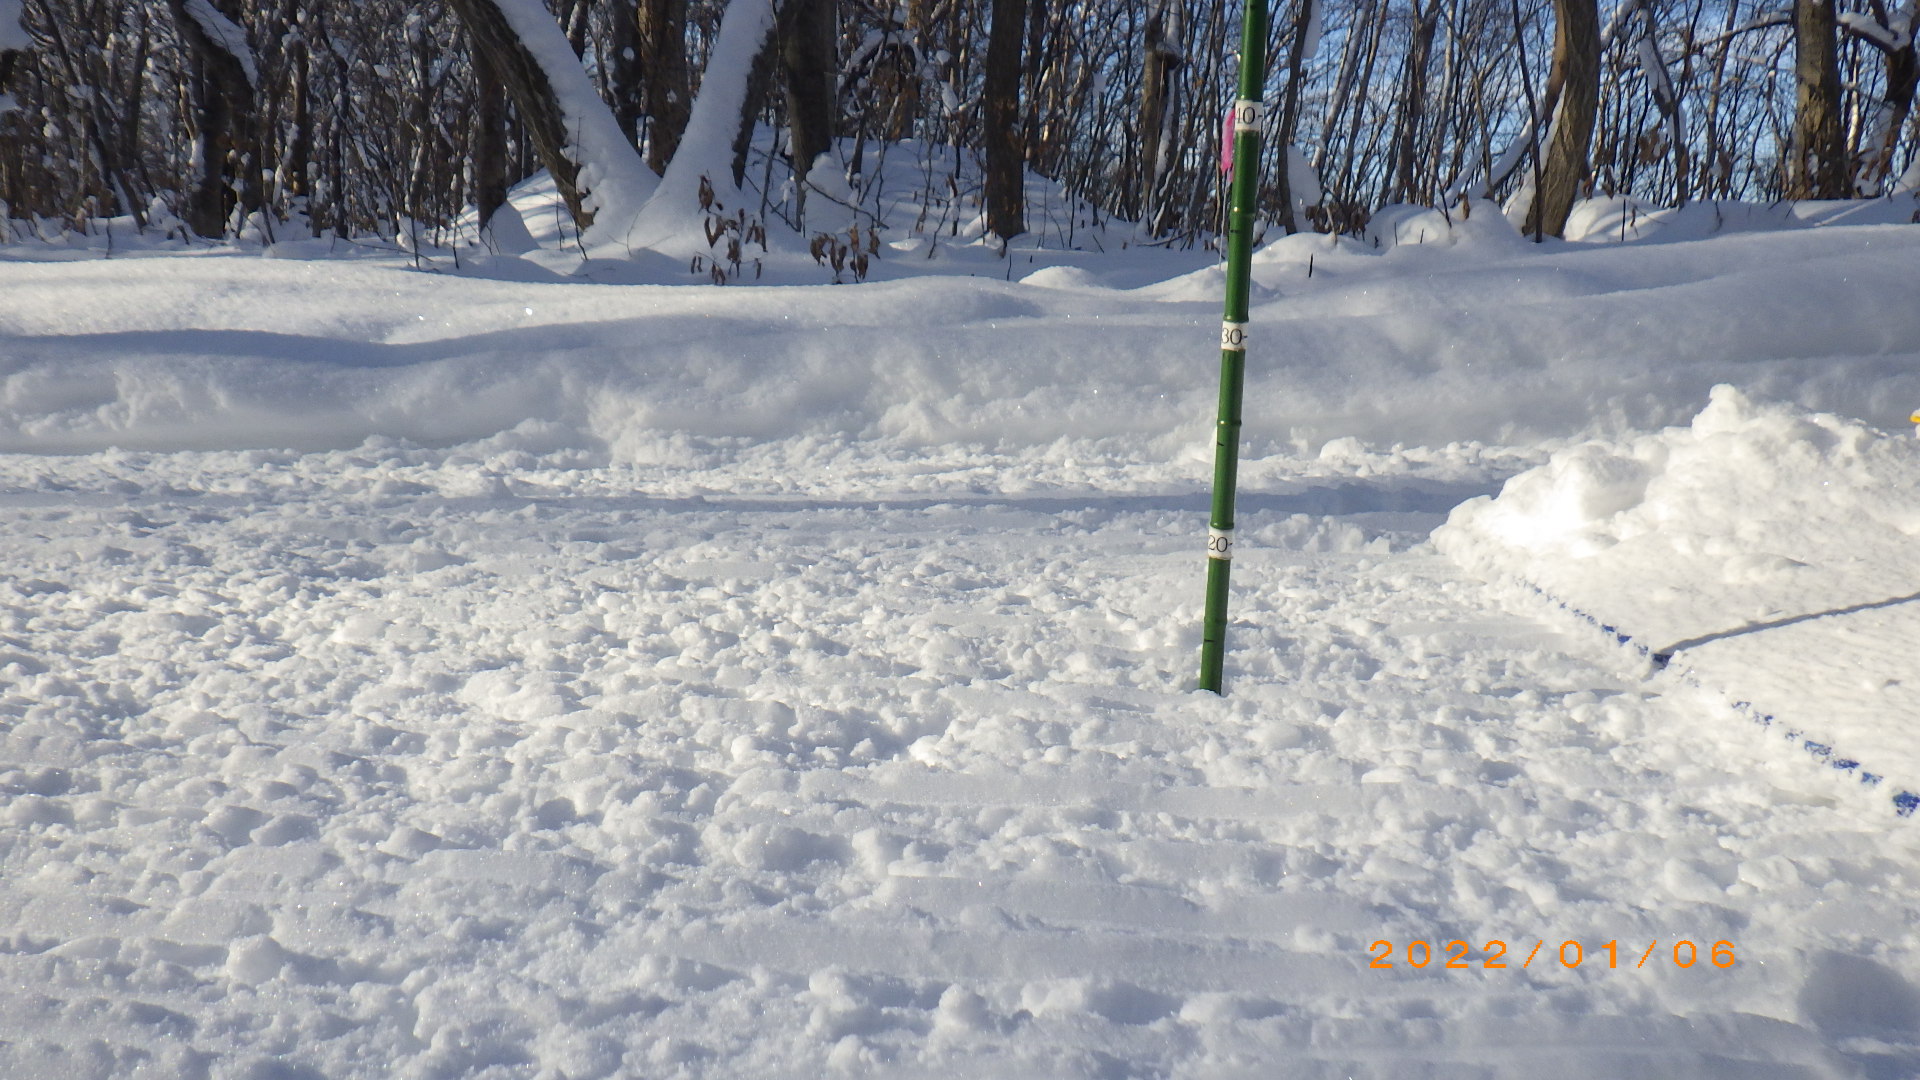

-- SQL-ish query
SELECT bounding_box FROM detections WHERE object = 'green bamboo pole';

[1199,0,1269,694]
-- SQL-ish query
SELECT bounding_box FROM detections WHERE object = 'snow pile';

[1361,198,1531,252]
[8,217,1920,461]
[1563,191,1920,244]
[1438,385,1920,800]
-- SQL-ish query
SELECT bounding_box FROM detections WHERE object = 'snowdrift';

[1438,386,1920,811]
[5,216,1920,462]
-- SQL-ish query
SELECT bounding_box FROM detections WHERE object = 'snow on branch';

[1299,0,1325,66]
[482,0,656,237]
[607,0,777,256]
[1838,11,1911,52]
[1636,33,1677,108]
[181,0,256,86]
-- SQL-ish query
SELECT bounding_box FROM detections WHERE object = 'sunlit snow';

[4,193,1920,1079]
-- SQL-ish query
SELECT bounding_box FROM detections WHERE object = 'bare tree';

[1787,0,1848,197]
[166,0,258,235]
[1842,0,1918,191]
[1389,0,1441,204]
[637,0,691,174]
[447,0,599,227]
[1136,0,1180,228]
[471,45,509,232]
[1533,0,1599,236]
[983,0,1026,241]
[0,7,23,97]
[3,0,1912,256]
[1273,0,1320,233]
[778,0,837,197]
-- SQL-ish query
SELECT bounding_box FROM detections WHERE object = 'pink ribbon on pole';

[1220,110,1236,174]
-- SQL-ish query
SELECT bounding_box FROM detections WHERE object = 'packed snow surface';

[4,204,1920,1079]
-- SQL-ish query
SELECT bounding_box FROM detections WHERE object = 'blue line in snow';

[1520,580,1916,818]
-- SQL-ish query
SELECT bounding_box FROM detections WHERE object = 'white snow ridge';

[5,212,1920,1078]
[1439,385,1920,814]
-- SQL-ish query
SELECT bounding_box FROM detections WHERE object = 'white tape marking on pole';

[1220,321,1248,352]
[1232,99,1263,135]
[1207,527,1234,561]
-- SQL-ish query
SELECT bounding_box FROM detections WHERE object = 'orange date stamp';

[1369,939,1737,970]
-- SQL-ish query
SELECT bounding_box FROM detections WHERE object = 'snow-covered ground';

[4,197,1920,1079]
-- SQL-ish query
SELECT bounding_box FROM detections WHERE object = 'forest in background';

[0,0,1913,256]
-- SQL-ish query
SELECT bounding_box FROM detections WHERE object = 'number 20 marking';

[1370,940,1510,969]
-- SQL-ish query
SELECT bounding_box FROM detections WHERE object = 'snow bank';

[9,217,1920,1080]
[1563,191,1920,243]
[5,218,1920,460]
[1361,199,1529,252]
[1438,386,1920,804]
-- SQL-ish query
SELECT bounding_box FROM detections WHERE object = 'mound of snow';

[1437,386,1920,801]
[1363,199,1528,252]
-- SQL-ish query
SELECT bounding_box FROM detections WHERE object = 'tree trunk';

[1021,0,1055,171]
[1634,0,1689,205]
[1389,0,1439,205]
[639,0,691,175]
[1531,0,1599,237]
[405,21,435,226]
[472,45,509,231]
[983,0,1026,241]
[1137,0,1179,228]
[779,0,836,192]
[1847,3,1918,191]
[1274,0,1318,233]
[565,0,592,57]
[732,32,778,188]
[624,0,778,245]
[1698,0,1739,199]
[608,0,645,147]
[884,1,924,141]
[286,40,312,205]
[165,0,259,237]
[1787,0,1848,198]
[447,0,657,232]
[1867,45,1918,189]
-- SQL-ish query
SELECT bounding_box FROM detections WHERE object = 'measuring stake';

[1199,0,1270,694]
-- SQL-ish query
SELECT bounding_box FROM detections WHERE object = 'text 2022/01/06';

[1369,939,1738,970]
